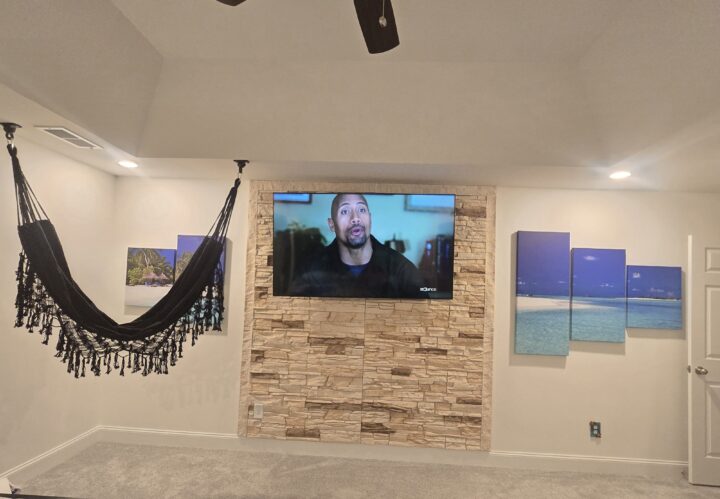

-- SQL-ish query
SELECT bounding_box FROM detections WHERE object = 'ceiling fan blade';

[354,0,399,54]
[216,0,247,5]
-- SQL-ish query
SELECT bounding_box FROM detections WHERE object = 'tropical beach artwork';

[570,248,626,342]
[125,247,176,307]
[627,265,682,329]
[515,231,571,356]
[176,235,226,280]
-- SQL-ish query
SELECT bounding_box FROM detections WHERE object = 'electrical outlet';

[253,403,264,419]
[589,421,601,438]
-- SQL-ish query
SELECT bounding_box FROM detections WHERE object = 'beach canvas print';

[571,248,626,342]
[515,231,571,356]
[125,248,176,307]
[176,235,226,280]
[627,265,682,329]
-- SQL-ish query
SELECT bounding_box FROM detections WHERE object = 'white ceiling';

[0,0,719,191]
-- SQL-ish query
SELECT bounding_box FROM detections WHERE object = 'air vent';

[36,126,102,150]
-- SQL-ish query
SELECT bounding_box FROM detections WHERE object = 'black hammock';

[7,142,241,377]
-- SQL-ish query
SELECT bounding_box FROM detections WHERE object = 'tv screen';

[273,192,455,299]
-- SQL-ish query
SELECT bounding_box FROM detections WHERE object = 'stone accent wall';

[238,181,495,450]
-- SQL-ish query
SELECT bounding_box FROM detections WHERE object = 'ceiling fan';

[215,0,399,54]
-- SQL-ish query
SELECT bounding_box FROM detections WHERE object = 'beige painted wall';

[493,187,720,461]
[99,180,720,463]
[105,179,715,463]
[98,177,249,434]
[4,152,719,472]
[0,140,114,474]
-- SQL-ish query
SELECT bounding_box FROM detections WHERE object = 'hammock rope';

[5,132,243,377]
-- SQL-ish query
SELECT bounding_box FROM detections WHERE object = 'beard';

[344,225,368,249]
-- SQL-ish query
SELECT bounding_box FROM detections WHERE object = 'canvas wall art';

[125,247,176,307]
[627,265,682,329]
[515,231,571,356]
[570,248,626,342]
[176,235,226,280]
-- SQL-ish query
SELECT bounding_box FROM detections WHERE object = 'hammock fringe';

[15,251,226,376]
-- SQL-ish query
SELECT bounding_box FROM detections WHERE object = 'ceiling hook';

[1,122,22,147]
[234,159,249,178]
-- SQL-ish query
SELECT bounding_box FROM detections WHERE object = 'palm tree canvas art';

[125,247,177,307]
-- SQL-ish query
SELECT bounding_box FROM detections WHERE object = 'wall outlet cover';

[253,403,264,419]
[589,421,602,438]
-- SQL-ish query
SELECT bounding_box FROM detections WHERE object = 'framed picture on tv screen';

[273,192,456,299]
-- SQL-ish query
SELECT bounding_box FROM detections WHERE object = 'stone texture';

[361,422,396,434]
[239,181,495,451]
[286,428,321,439]
[414,347,448,355]
[456,398,483,405]
[391,367,412,376]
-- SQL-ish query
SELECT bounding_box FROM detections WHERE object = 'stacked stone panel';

[240,182,494,451]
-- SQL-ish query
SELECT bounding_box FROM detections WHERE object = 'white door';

[688,234,720,485]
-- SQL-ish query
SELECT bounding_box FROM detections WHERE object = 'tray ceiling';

[0,0,718,191]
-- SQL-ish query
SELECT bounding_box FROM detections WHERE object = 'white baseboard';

[488,449,687,479]
[96,425,238,447]
[1,426,101,484]
[4,425,688,484]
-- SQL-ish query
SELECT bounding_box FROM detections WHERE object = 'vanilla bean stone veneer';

[239,181,495,450]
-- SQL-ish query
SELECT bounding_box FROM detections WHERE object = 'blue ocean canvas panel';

[571,248,626,342]
[627,265,682,329]
[176,235,226,279]
[515,231,571,356]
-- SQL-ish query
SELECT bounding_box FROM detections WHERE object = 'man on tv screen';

[287,193,426,298]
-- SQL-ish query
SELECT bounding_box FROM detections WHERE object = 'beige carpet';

[18,442,720,499]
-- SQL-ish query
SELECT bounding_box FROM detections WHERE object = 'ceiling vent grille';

[36,126,102,150]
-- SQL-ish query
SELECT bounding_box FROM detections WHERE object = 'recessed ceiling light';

[118,160,139,169]
[609,171,631,180]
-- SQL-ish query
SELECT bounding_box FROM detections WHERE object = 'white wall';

[493,187,720,462]
[5,152,719,470]
[0,140,115,474]
[102,181,720,463]
[98,177,248,434]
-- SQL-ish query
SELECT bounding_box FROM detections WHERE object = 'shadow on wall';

[145,369,240,412]
[627,328,687,340]
[570,341,625,355]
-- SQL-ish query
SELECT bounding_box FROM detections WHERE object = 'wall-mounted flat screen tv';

[273,192,455,299]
